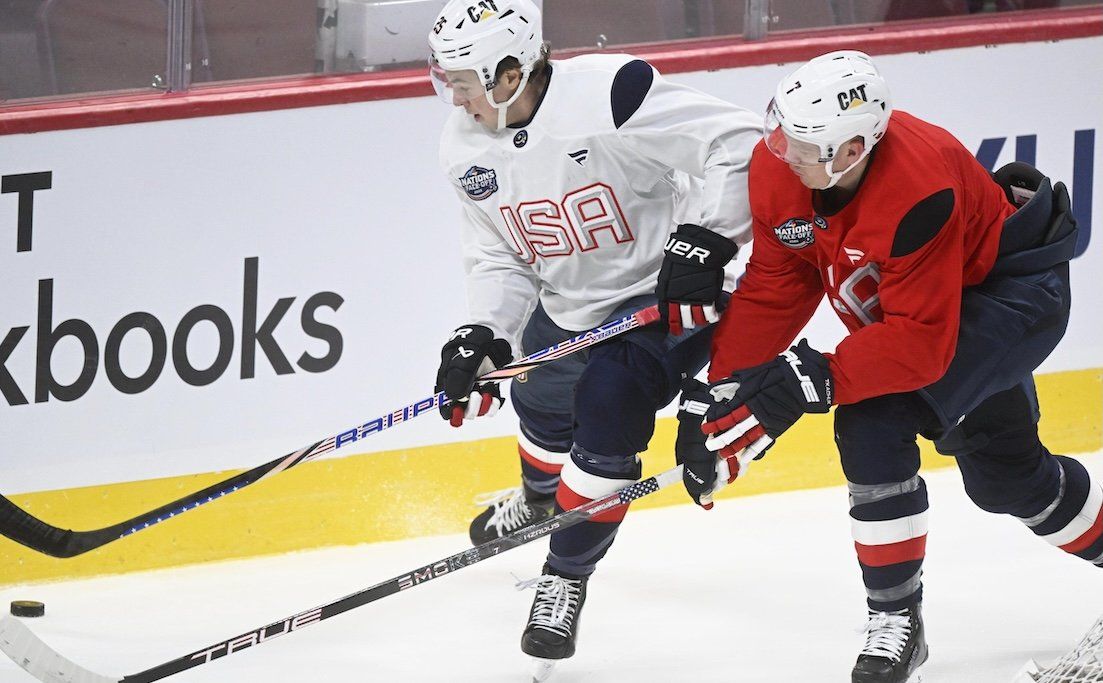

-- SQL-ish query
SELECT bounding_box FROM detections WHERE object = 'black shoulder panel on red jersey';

[891,188,955,257]
[611,59,654,129]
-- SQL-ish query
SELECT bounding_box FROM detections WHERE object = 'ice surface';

[1,453,1100,682]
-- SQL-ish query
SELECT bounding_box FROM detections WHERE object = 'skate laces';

[473,487,533,534]
[859,609,912,662]
[515,574,582,637]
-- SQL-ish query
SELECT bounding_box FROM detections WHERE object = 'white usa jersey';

[439,53,761,346]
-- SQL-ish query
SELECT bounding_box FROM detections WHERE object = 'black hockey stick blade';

[0,305,660,559]
[0,465,684,683]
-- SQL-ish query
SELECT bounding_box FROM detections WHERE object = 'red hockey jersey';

[710,111,1016,405]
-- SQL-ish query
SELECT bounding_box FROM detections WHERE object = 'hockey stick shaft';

[0,464,684,683]
[0,305,660,558]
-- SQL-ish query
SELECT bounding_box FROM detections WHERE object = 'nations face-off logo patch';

[459,165,498,201]
[774,217,817,249]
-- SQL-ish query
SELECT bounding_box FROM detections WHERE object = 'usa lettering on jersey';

[500,183,634,263]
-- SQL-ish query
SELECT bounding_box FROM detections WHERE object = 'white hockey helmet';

[428,0,544,129]
[764,50,892,187]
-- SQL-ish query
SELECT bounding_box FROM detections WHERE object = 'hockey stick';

[0,305,661,558]
[0,462,687,683]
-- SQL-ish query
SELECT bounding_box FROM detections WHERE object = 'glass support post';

[743,0,769,40]
[166,0,194,92]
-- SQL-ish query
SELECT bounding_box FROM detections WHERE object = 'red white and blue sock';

[547,445,641,577]
[1019,455,1103,565]
[518,428,567,500]
[849,475,929,611]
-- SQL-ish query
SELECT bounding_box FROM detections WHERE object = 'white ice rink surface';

[1,453,1100,683]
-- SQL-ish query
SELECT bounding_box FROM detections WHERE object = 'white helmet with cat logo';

[764,50,892,187]
[429,0,543,129]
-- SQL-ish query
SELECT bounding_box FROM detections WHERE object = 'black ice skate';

[469,485,554,546]
[517,564,588,682]
[853,604,928,683]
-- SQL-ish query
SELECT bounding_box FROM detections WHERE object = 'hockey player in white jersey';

[428,0,760,675]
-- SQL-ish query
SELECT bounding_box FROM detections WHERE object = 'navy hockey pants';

[510,296,712,576]
[840,251,1100,612]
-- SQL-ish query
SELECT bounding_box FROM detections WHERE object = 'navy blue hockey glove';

[676,379,746,510]
[703,339,833,459]
[435,324,512,428]
[656,224,737,336]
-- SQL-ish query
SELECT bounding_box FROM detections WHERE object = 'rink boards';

[1,367,1098,585]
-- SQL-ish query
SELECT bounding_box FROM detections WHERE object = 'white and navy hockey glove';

[656,223,737,336]
[676,379,745,510]
[703,340,834,460]
[435,324,512,428]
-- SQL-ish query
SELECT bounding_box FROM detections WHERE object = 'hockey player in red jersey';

[427,0,760,678]
[674,51,1097,683]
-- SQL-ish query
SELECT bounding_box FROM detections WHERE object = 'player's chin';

[796,174,828,190]
[472,113,495,131]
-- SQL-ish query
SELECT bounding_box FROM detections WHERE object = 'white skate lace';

[515,574,582,638]
[859,609,912,661]
[473,487,533,535]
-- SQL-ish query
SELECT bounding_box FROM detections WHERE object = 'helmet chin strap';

[822,146,872,189]
[486,67,533,131]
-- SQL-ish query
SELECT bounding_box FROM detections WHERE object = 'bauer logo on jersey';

[459,166,499,201]
[774,217,817,249]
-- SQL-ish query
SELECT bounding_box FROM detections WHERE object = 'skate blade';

[906,666,924,683]
[531,658,558,682]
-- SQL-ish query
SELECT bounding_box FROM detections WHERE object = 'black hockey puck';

[10,600,45,618]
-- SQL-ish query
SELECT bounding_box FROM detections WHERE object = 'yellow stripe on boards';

[2,368,1099,586]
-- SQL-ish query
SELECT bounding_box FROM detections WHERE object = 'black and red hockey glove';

[435,324,512,427]
[703,339,834,459]
[676,379,751,510]
[656,223,737,336]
